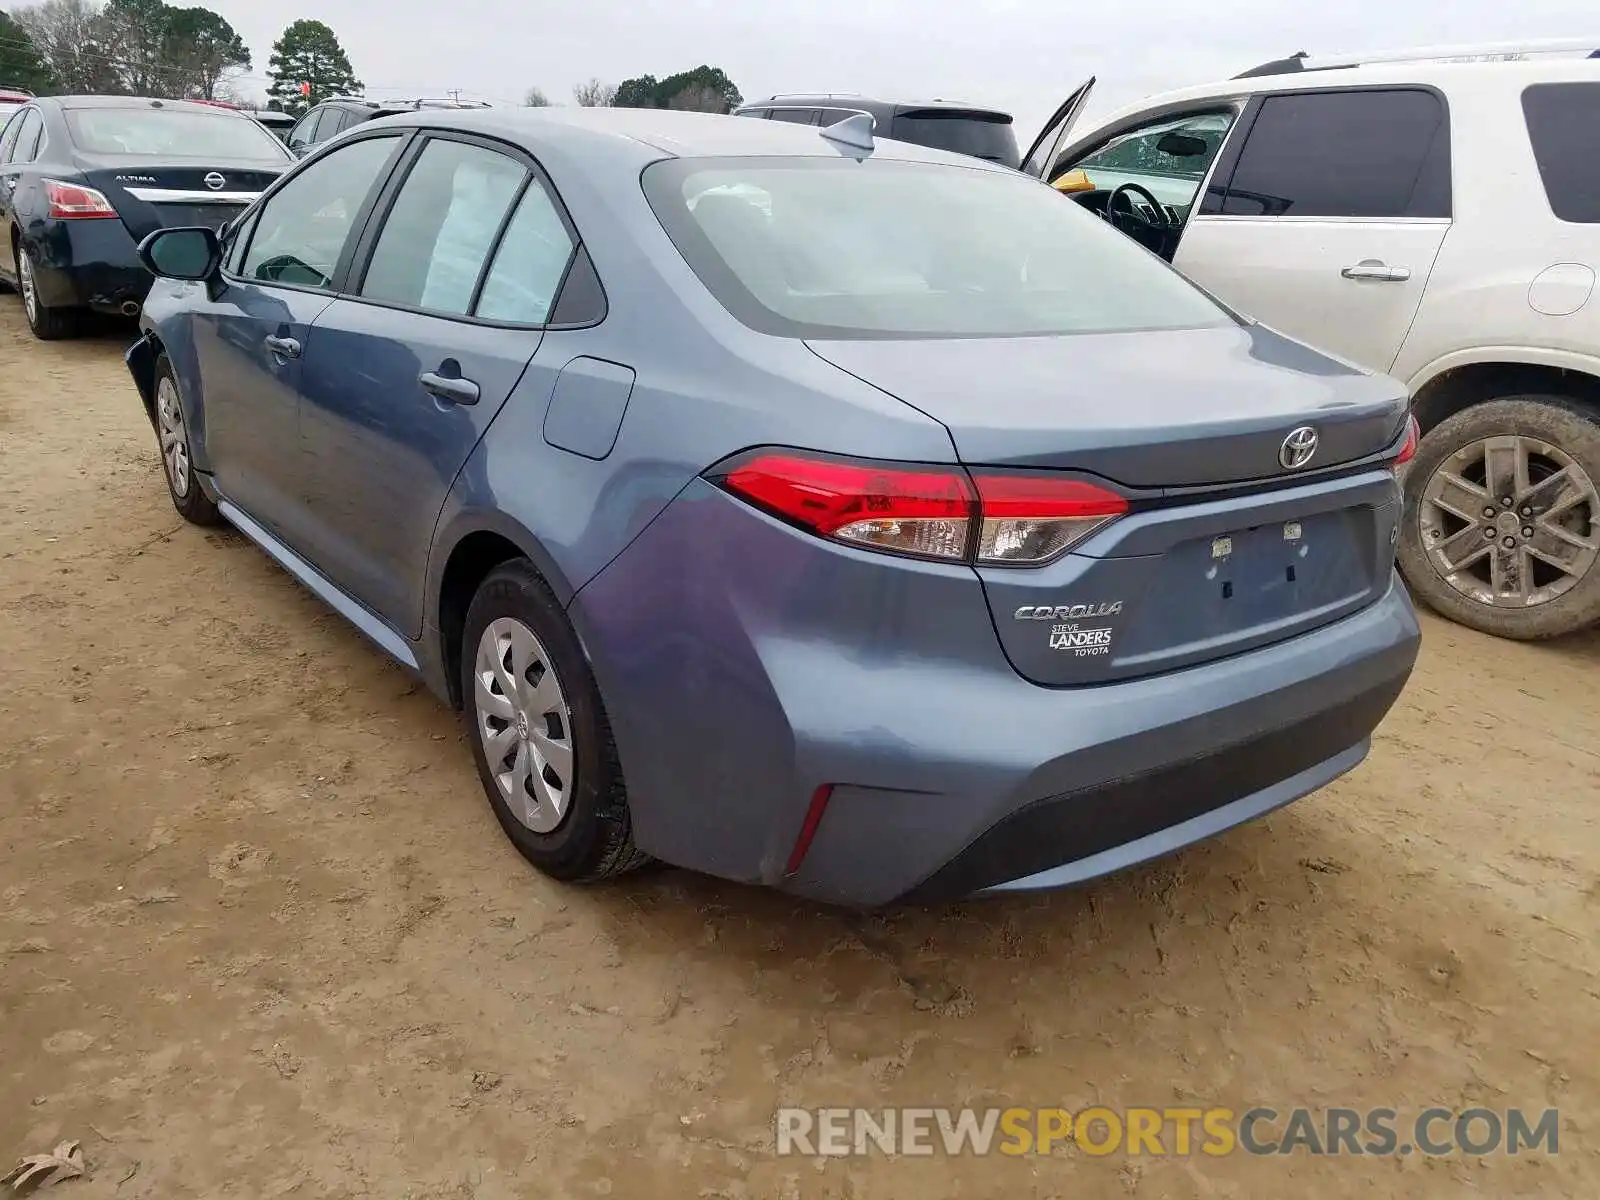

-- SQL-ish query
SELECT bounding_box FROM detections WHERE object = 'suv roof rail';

[324,95,379,107]
[384,97,493,110]
[761,93,869,102]
[0,83,36,96]
[1237,36,1600,77]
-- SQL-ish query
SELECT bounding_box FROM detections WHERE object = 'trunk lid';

[79,155,284,243]
[807,323,1409,686]
[806,323,1406,487]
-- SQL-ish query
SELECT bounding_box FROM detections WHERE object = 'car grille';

[153,202,246,231]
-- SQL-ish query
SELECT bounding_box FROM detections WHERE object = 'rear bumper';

[572,480,1422,908]
[27,219,147,312]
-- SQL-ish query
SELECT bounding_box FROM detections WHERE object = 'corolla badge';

[1013,602,1123,621]
[1279,425,1319,470]
[204,172,226,190]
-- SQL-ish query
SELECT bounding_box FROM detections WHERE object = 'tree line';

[1,3,742,120]
[527,66,743,113]
[0,1,359,112]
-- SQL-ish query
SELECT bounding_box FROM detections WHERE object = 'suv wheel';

[153,354,223,526]
[15,243,77,341]
[1397,395,1600,639]
[460,560,649,882]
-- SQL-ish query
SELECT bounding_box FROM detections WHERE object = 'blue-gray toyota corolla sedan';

[125,107,1422,907]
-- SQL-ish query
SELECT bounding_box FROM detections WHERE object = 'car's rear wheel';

[15,243,78,341]
[1397,395,1600,639]
[153,355,223,526]
[460,560,648,882]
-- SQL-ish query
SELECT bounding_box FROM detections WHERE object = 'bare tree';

[523,86,550,107]
[572,77,615,108]
[14,0,123,94]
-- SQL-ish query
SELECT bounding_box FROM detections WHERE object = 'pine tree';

[266,19,361,115]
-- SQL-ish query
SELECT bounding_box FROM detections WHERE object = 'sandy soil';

[1,300,1597,1199]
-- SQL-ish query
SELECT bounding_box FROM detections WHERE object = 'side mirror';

[137,226,221,281]
[1155,131,1209,158]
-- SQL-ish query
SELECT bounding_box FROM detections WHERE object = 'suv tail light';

[715,450,1128,566]
[1393,414,1419,468]
[44,179,117,219]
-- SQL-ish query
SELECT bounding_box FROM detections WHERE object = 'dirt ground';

[0,300,1597,1200]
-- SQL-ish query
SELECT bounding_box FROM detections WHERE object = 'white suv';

[1024,40,1600,640]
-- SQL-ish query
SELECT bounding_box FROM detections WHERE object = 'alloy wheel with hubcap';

[156,376,192,499]
[18,244,38,324]
[473,616,575,834]
[1398,395,1600,639]
[15,244,75,340]
[1418,434,1599,610]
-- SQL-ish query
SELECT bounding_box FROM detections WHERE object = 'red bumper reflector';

[784,784,835,877]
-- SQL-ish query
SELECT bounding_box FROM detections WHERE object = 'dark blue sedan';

[124,107,1420,906]
[0,95,289,338]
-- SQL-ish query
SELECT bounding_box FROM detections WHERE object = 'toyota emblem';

[1279,426,1319,470]
[204,172,226,191]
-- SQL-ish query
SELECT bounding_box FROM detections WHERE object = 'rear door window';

[10,109,42,163]
[769,108,819,125]
[359,137,527,315]
[474,177,577,323]
[1521,82,1600,223]
[1217,89,1450,218]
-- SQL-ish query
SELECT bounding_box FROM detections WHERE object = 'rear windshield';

[65,108,290,160]
[889,111,1020,167]
[643,156,1232,340]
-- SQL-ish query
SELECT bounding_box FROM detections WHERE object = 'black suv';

[733,94,1020,167]
[284,96,491,157]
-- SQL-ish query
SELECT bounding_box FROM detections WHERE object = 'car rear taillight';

[715,450,1127,565]
[1394,414,1419,468]
[970,473,1129,564]
[44,179,117,219]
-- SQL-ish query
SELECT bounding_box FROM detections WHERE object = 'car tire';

[153,353,224,527]
[460,559,649,883]
[15,243,78,341]
[1397,395,1600,640]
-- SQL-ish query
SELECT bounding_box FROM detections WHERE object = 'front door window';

[1073,111,1236,216]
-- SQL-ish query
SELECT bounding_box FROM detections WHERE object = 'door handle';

[419,371,480,406]
[1341,261,1411,282]
[263,334,301,359]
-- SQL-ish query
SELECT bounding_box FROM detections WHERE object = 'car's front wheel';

[1397,395,1600,639]
[15,243,78,341]
[460,560,648,882]
[152,354,224,526]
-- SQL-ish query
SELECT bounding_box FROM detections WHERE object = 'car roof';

[365,105,1017,169]
[1085,55,1600,134]
[50,95,262,115]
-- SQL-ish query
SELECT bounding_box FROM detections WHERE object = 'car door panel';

[289,135,575,636]
[193,284,336,542]
[1169,86,1452,373]
[1175,218,1448,371]
[296,302,541,634]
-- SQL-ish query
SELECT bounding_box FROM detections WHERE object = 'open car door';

[1019,77,1096,180]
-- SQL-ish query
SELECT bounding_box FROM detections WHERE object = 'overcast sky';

[204,1,1598,136]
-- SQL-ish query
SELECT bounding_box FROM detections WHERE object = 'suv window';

[475,177,576,323]
[360,138,526,315]
[1521,82,1600,224]
[1074,110,1236,212]
[890,110,1019,167]
[241,134,400,288]
[1218,89,1450,218]
[769,108,818,125]
[287,108,324,152]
